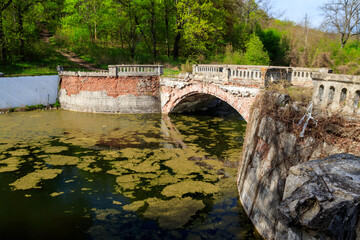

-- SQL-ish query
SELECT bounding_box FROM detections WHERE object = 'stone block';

[279,154,360,239]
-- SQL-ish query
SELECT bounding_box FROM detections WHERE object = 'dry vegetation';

[255,89,360,156]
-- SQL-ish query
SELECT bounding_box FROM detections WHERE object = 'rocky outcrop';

[237,92,360,239]
[278,154,360,239]
[237,106,319,240]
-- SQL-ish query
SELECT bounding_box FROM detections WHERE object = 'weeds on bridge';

[252,90,360,157]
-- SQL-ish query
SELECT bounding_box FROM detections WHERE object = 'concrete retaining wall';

[59,75,161,114]
[0,75,59,109]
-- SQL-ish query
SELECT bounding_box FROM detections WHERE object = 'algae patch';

[8,149,30,157]
[144,197,205,229]
[44,146,68,154]
[162,181,219,198]
[50,192,64,197]
[10,168,62,190]
[42,155,79,166]
[0,157,22,173]
[123,201,145,212]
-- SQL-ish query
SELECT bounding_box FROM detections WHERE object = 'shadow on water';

[0,109,262,240]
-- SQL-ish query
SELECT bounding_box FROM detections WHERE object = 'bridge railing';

[109,65,164,76]
[192,64,331,87]
[193,64,226,76]
[59,65,164,77]
[312,73,360,115]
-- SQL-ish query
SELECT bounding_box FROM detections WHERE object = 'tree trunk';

[130,43,135,59]
[165,7,170,58]
[173,32,181,59]
[150,2,156,61]
[17,7,25,60]
[0,12,6,64]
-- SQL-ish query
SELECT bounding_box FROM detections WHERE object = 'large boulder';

[279,154,360,239]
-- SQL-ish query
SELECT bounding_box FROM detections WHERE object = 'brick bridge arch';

[161,82,258,121]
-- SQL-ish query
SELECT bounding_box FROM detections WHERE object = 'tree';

[242,33,269,65]
[321,0,360,48]
[0,0,12,63]
[174,0,225,58]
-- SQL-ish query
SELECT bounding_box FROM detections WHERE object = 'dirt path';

[39,26,104,71]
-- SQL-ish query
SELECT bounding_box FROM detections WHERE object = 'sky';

[271,0,329,28]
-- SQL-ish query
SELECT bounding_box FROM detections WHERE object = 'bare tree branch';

[321,0,360,48]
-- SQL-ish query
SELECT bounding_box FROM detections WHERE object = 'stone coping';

[194,64,330,72]
[313,72,360,84]
[108,65,164,68]
[59,65,164,77]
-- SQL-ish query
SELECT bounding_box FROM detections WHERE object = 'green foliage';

[25,104,45,111]
[223,45,243,65]
[258,28,289,65]
[2,0,360,76]
[177,0,225,57]
[180,60,194,73]
[53,100,61,108]
[242,34,270,65]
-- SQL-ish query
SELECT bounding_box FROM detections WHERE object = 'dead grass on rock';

[253,90,360,156]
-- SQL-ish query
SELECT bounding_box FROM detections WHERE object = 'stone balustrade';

[59,65,164,77]
[192,64,331,88]
[109,65,164,76]
[312,73,360,115]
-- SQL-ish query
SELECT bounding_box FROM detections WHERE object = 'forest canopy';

[1,0,360,75]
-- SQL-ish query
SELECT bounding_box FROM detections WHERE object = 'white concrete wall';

[0,75,59,109]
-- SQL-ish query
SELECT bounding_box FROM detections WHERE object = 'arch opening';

[169,93,244,120]
[328,86,335,104]
[340,88,347,105]
[354,90,360,109]
[318,85,324,102]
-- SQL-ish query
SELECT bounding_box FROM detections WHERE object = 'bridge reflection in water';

[0,109,261,240]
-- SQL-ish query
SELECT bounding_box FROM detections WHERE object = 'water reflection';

[0,110,261,239]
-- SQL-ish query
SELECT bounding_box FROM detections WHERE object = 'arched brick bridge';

[58,64,330,120]
[160,75,259,121]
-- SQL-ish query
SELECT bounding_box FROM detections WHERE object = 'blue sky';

[271,0,329,27]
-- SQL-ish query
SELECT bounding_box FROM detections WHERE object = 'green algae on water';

[0,157,22,173]
[8,149,30,157]
[10,168,62,190]
[44,146,68,153]
[143,197,205,229]
[50,192,64,197]
[161,181,220,198]
[123,197,205,229]
[42,155,79,166]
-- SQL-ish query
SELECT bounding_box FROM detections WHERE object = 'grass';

[163,68,180,77]
[4,101,61,113]
[0,40,91,77]
[266,82,313,103]
[1,39,190,76]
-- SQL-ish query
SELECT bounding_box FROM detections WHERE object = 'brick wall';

[60,76,160,98]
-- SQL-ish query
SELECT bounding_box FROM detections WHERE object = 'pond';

[0,110,262,240]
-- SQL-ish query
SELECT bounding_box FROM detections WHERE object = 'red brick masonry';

[60,76,160,98]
